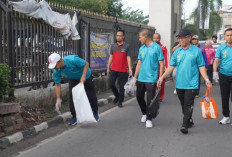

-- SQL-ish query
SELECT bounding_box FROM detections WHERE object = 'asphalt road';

[7,82,232,157]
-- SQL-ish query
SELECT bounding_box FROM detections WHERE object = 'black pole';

[6,5,14,87]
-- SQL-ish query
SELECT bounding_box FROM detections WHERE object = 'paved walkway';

[13,82,232,157]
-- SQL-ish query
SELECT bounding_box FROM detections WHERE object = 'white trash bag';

[124,77,136,97]
[9,0,80,40]
[72,83,97,124]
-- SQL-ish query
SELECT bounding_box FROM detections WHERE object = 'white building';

[149,0,181,57]
[217,5,232,41]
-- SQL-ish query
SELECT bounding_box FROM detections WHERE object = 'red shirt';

[110,42,130,72]
[159,43,168,68]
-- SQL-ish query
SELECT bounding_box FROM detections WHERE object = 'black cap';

[176,29,191,37]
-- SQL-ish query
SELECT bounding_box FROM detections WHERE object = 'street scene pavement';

[9,81,232,157]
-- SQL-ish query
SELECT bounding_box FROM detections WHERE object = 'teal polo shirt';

[137,42,164,83]
[170,45,205,89]
[215,43,232,76]
[53,55,91,84]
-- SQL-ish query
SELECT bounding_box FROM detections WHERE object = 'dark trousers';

[207,65,213,83]
[136,81,157,121]
[69,77,98,117]
[176,89,198,128]
[109,70,128,103]
[219,73,232,117]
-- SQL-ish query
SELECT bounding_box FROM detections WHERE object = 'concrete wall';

[15,84,69,107]
[149,0,181,57]
[15,77,110,107]
[173,0,182,47]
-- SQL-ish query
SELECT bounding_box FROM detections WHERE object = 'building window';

[225,25,232,28]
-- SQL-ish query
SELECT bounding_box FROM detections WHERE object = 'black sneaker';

[180,127,188,134]
[113,97,119,104]
[188,119,194,128]
[118,102,123,108]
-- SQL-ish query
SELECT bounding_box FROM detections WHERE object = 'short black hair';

[116,29,125,36]
[212,35,217,39]
[224,28,232,34]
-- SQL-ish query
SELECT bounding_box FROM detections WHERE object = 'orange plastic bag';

[200,87,219,119]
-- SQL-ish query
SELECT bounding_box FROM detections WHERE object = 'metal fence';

[0,1,155,88]
[0,1,90,88]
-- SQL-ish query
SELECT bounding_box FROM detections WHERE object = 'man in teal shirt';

[157,29,211,134]
[48,53,99,125]
[213,28,232,125]
[134,29,164,128]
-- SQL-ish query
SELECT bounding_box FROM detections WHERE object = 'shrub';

[0,64,11,102]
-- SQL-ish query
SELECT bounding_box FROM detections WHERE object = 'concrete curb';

[0,112,72,149]
[0,94,116,149]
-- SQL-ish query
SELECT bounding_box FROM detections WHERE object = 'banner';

[90,32,111,70]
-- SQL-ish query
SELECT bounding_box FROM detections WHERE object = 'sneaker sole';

[180,128,188,134]
[219,120,231,124]
[219,121,231,124]
[146,122,153,128]
[69,122,77,125]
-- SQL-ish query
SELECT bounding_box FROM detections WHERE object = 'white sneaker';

[173,89,177,95]
[141,115,147,123]
[219,117,231,124]
[146,120,153,128]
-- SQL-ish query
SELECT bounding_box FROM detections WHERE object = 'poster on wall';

[90,32,111,71]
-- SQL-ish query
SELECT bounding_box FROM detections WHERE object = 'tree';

[49,0,149,25]
[184,24,207,40]
[106,0,123,17]
[189,0,222,38]
[78,0,108,13]
[49,0,108,14]
[122,7,149,25]
[49,0,78,7]
[206,11,222,37]
[199,0,222,30]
